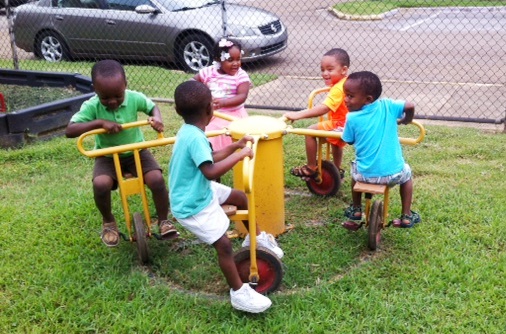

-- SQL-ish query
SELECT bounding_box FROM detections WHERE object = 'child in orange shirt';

[283,48,350,182]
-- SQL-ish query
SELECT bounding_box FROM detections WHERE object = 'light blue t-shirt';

[169,124,213,219]
[342,98,406,178]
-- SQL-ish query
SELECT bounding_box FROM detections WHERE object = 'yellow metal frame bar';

[227,136,261,283]
[76,120,177,240]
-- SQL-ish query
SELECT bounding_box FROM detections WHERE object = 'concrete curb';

[327,7,398,21]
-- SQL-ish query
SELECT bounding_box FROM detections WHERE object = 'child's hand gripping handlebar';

[76,120,176,158]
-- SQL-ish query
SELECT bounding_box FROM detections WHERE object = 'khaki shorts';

[92,149,161,190]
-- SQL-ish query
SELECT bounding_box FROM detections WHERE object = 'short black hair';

[324,48,350,67]
[347,71,382,101]
[174,80,212,122]
[91,59,126,83]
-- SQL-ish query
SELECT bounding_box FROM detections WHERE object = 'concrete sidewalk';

[247,76,505,131]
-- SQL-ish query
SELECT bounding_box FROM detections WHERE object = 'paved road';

[241,4,506,123]
[242,4,506,82]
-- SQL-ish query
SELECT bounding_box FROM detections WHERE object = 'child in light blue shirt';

[342,71,421,228]
[169,80,283,313]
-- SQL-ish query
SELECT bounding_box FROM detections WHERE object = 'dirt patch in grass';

[0,84,82,113]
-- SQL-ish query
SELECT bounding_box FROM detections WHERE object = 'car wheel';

[177,34,214,73]
[35,31,70,62]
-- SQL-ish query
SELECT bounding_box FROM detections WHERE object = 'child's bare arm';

[283,104,330,121]
[213,82,250,110]
[212,135,254,162]
[65,120,122,138]
[200,146,253,180]
[148,106,164,132]
[398,101,415,125]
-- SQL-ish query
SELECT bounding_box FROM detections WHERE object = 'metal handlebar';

[399,120,426,146]
[307,87,331,109]
[212,111,238,122]
[302,86,426,145]
[285,121,425,145]
[76,120,176,158]
[242,136,260,194]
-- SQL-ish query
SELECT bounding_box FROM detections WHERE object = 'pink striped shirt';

[198,66,251,114]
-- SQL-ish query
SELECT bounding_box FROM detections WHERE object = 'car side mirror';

[135,4,157,14]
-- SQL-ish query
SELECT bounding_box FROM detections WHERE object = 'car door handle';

[105,20,116,25]
[55,15,64,21]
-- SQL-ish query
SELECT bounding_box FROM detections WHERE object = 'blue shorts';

[351,161,412,187]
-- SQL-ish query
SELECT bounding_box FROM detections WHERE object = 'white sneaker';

[242,232,284,259]
[230,283,272,313]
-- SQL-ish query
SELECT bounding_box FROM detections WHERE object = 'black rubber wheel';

[367,200,383,251]
[133,212,149,264]
[35,31,70,62]
[306,160,341,196]
[176,34,214,73]
[234,246,284,295]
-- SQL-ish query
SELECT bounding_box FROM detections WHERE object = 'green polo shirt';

[70,90,155,155]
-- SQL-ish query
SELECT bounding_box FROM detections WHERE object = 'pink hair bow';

[218,38,234,48]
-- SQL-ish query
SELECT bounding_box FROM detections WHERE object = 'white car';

[12,0,288,72]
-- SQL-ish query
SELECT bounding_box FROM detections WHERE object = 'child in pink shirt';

[193,38,251,151]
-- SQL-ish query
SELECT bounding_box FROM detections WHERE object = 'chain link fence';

[1,1,505,129]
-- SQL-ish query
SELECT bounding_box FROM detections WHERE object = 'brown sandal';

[101,222,120,247]
[159,219,179,238]
[290,165,321,182]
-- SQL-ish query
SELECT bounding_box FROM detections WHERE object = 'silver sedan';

[12,0,288,72]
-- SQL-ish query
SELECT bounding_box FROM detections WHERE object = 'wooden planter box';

[0,69,93,149]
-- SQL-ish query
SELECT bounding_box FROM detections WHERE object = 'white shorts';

[175,181,232,245]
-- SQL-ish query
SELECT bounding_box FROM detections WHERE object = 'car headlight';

[226,24,259,37]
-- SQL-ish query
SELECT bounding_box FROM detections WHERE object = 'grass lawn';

[0,106,505,332]
[0,84,82,112]
[334,0,506,15]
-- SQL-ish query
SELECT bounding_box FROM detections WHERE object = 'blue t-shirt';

[342,98,406,178]
[169,124,213,219]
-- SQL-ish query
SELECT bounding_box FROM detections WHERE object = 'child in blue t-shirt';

[341,71,421,228]
[169,80,283,313]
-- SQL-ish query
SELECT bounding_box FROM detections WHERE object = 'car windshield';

[156,0,218,12]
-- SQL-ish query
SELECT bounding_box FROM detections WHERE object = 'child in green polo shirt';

[65,59,177,247]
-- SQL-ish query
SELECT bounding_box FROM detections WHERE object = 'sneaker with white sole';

[242,231,284,259]
[230,283,272,313]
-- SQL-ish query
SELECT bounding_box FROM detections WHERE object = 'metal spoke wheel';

[133,212,149,264]
[35,31,69,62]
[177,34,213,73]
[306,160,341,196]
[367,200,383,251]
[234,246,284,295]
